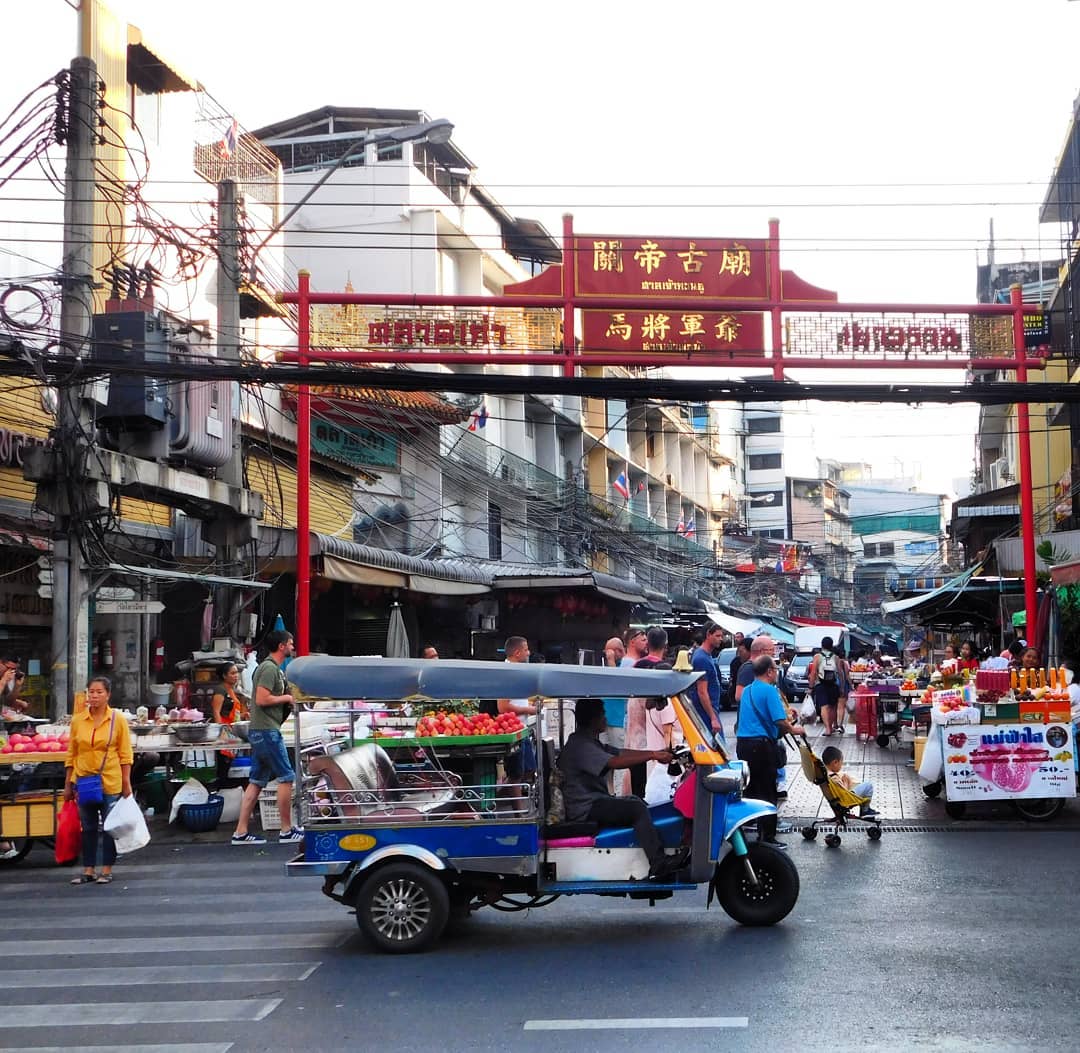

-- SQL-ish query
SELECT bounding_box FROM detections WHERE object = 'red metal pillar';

[1011,284,1039,642]
[296,269,311,655]
[562,213,576,377]
[768,218,784,381]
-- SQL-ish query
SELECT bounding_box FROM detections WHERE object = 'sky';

[6,0,1080,496]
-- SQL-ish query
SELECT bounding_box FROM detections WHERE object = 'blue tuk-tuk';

[284,657,799,953]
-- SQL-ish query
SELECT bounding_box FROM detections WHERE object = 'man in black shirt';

[558,698,687,880]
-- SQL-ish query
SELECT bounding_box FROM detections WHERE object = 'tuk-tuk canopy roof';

[286,656,702,701]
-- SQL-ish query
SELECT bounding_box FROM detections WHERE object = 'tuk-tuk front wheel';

[355,862,449,953]
[714,842,799,926]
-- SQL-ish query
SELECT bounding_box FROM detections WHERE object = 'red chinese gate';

[280,216,1045,654]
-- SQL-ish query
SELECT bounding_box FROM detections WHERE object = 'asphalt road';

[1,829,1078,1052]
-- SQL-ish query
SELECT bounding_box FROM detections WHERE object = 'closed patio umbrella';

[385,602,411,658]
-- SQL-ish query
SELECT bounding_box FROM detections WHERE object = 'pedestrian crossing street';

[0,851,350,1052]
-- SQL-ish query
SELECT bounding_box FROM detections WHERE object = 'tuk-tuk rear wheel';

[714,842,800,926]
[355,862,449,953]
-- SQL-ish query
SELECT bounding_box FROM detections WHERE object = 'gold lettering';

[605,313,633,341]
[593,240,624,272]
[677,241,707,274]
[718,243,752,279]
[633,240,667,275]
[641,313,671,340]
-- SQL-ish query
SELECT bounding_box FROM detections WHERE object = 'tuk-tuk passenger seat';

[540,820,599,848]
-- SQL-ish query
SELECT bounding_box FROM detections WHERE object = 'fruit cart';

[282,657,800,953]
[0,750,65,864]
[921,682,1076,822]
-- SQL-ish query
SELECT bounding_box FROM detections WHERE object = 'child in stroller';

[797,737,883,846]
[822,746,878,818]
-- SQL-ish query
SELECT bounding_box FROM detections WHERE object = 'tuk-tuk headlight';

[702,767,743,797]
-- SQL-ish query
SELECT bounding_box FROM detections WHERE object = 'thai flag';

[675,513,686,535]
[219,118,238,160]
[775,551,785,573]
[684,515,695,539]
[612,472,630,499]
[467,403,488,431]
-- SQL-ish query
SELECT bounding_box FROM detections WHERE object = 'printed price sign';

[942,724,1076,801]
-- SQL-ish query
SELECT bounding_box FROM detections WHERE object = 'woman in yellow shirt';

[64,676,134,885]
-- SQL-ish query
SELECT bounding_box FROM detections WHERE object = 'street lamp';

[279,118,453,654]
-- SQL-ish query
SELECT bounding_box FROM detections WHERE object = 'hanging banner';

[575,235,769,300]
[581,310,765,354]
[942,723,1076,802]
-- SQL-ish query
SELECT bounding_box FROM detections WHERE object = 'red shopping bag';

[55,799,81,865]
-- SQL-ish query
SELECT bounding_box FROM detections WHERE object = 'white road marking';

[0,933,344,956]
[523,1017,749,1030]
[3,1046,231,1053]
[0,999,282,1028]
[0,911,344,932]
[0,962,320,988]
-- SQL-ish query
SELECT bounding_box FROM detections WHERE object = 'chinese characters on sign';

[582,310,765,355]
[784,315,979,359]
[576,236,769,300]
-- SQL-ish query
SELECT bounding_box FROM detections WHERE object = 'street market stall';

[918,668,1076,821]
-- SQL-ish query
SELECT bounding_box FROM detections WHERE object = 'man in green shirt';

[231,630,304,845]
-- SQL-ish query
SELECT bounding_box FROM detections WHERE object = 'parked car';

[716,647,739,708]
[784,652,814,704]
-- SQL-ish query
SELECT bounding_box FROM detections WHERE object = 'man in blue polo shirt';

[690,621,726,742]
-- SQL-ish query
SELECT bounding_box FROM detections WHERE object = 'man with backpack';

[808,635,844,736]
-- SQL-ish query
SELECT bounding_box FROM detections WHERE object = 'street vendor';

[211,662,249,782]
[0,655,27,714]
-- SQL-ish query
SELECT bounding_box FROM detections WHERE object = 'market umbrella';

[386,602,411,658]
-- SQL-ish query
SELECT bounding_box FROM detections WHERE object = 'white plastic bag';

[217,786,243,824]
[644,764,679,806]
[104,794,151,854]
[169,776,209,824]
[240,651,257,699]
[918,727,944,783]
[799,697,816,721]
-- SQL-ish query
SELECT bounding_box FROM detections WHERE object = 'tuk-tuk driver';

[558,698,689,880]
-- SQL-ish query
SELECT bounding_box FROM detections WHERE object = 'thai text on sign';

[575,236,769,300]
[368,318,509,348]
[582,310,765,354]
[784,314,978,359]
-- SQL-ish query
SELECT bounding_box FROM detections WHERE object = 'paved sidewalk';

[779,717,1080,827]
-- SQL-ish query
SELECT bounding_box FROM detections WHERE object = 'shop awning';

[316,535,492,596]
[492,568,647,605]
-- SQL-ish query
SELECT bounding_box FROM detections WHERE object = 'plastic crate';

[258,788,281,830]
[177,794,225,833]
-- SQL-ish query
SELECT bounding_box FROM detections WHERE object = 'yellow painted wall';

[246,451,354,536]
[1005,358,1071,527]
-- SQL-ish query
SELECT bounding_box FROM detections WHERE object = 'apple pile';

[2,731,69,755]
[414,710,524,738]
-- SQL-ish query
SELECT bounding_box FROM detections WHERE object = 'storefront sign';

[0,548,52,625]
[0,427,46,468]
[785,314,985,360]
[1024,310,1049,348]
[367,317,510,348]
[575,235,769,300]
[942,723,1076,801]
[313,421,398,469]
[582,310,765,354]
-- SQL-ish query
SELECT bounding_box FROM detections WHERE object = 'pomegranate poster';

[942,724,1076,801]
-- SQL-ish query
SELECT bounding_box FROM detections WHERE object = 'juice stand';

[920,671,1076,821]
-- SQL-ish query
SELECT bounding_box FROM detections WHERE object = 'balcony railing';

[442,428,718,564]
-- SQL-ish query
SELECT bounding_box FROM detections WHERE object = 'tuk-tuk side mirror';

[702,769,743,796]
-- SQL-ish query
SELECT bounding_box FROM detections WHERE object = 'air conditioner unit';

[988,457,1009,490]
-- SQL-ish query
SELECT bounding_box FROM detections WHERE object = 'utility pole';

[216,179,243,643]
[51,56,99,718]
